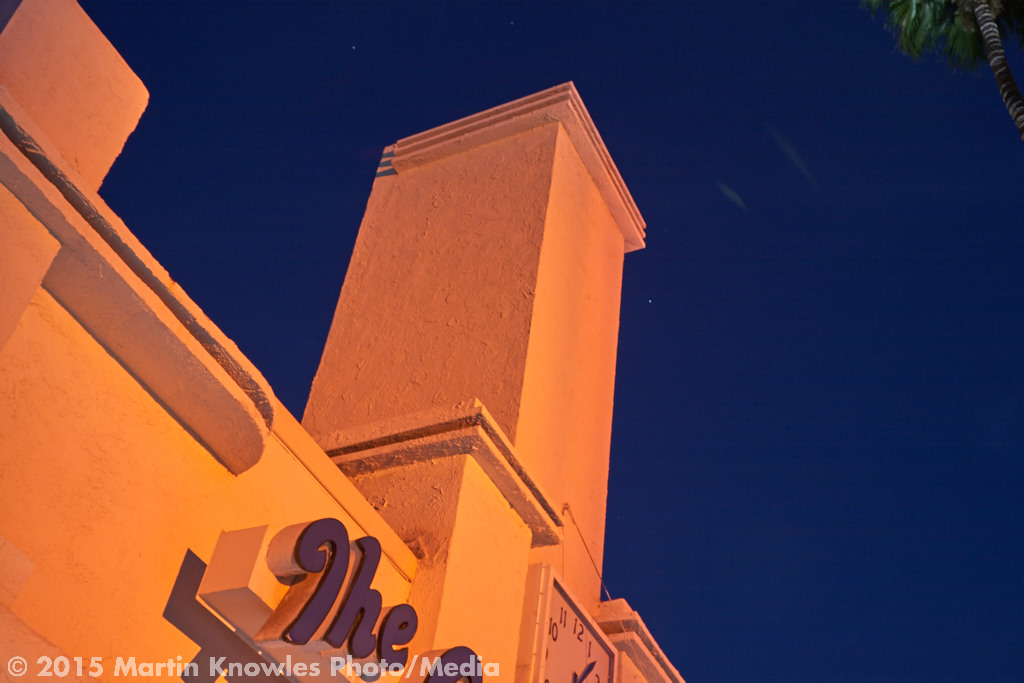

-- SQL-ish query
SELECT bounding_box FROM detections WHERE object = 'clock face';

[517,565,615,683]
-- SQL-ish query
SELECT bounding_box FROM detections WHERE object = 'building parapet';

[0,1,276,473]
[390,82,645,252]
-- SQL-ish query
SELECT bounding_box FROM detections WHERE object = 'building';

[0,1,683,681]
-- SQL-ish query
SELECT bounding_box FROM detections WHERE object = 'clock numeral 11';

[550,606,569,642]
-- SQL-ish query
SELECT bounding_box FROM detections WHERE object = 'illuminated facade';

[0,2,682,681]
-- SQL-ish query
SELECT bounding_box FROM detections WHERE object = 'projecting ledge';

[388,82,645,252]
[324,400,562,547]
[0,86,275,475]
[597,599,685,683]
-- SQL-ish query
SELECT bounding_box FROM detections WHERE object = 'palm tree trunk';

[972,0,1024,141]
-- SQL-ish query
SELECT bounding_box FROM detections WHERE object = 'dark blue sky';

[81,2,1024,681]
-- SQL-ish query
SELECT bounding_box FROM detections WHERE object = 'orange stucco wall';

[352,454,533,678]
[304,123,560,444]
[517,124,626,609]
[305,117,633,614]
[0,3,683,680]
[0,182,58,354]
[0,0,147,190]
[0,288,414,671]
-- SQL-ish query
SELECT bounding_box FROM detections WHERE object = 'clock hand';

[572,660,596,683]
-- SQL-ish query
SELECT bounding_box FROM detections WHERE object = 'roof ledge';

[0,85,275,475]
[391,82,646,252]
[597,598,686,683]
[322,400,563,548]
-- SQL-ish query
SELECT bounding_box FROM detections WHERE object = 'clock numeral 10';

[550,606,569,642]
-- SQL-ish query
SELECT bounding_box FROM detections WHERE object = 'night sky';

[78,2,1023,681]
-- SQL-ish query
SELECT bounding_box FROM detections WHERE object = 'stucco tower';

[304,83,645,624]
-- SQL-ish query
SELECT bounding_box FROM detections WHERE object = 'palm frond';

[862,0,988,68]
[946,13,985,66]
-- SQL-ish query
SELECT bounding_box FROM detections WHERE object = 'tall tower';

[304,83,644,619]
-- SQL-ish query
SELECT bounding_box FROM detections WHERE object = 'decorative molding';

[0,86,275,474]
[324,401,563,547]
[390,82,645,252]
[597,599,686,683]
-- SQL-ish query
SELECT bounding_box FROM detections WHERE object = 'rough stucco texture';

[0,290,409,668]
[304,123,560,444]
[0,0,148,189]
[352,454,531,682]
